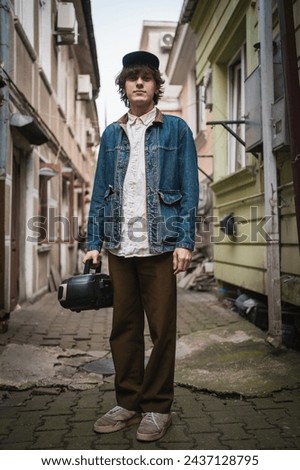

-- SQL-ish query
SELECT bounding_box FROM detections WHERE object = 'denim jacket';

[87,108,199,254]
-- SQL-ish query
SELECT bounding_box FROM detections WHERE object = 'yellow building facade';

[185,0,300,343]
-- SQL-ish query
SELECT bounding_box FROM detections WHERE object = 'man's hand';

[83,250,101,268]
[173,248,193,275]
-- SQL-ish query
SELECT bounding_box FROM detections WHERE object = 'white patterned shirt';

[113,107,156,257]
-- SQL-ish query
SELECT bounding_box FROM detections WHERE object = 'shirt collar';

[118,108,164,125]
[128,107,157,126]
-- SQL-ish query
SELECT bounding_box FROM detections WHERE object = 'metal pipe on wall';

[259,0,282,346]
[0,0,10,172]
[0,0,10,315]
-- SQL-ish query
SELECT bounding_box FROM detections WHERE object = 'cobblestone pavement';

[1,382,300,450]
[1,288,300,450]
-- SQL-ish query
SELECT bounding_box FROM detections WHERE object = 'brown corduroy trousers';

[108,251,177,414]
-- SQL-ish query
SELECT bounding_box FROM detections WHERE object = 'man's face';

[124,70,158,109]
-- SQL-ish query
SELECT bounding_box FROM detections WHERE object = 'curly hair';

[115,65,165,108]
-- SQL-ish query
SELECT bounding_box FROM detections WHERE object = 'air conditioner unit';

[159,32,174,51]
[57,2,76,31]
[56,2,78,45]
[77,75,92,101]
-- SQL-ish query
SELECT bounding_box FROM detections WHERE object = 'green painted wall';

[191,0,300,305]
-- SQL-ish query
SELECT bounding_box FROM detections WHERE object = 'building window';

[66,57,76,128]
[196,68,212,136]
[14,0,34,46]
[57,47,67,111]
[228,45,246,174]
[196,84,206,134]
[39,164,59,243]
[62,177,70,242]
[61,171,74,243]
[39,0,52,82]
[39,174,48,243]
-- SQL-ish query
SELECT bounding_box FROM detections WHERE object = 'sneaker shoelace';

[107,406,124,416]
[142,412,161,430]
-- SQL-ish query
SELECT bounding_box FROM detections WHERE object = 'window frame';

[38,0,52,82]
[14,0,34,46]
[196,82,206,135]
[227,44,246,174]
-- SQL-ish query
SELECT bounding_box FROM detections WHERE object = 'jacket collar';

[117,107,164,125]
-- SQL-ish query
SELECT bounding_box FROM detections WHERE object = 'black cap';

[122,51,160,70]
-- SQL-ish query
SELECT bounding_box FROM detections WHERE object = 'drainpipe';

[0,0,10,315]
[0,0,9,172]
[259,0,282,346]
[277,0,300,249]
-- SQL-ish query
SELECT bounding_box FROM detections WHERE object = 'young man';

[84,51,199,442]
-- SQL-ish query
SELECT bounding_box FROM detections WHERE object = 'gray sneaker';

[136,412,172,441]
[94,406,141,433]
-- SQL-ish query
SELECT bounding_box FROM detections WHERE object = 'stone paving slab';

[0,343,107,390]
[175,322,300,396]
[175,290,300,397]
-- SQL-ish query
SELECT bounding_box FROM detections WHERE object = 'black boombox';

[58,260,113,312]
